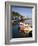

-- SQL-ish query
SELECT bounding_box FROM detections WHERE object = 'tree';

[11,11,21,17]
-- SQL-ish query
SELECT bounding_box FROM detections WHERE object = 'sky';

[11,6,32,18]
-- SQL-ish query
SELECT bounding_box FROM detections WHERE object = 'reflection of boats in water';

[19,22,32,33]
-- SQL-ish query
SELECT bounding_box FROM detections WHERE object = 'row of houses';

[11,15,32,24]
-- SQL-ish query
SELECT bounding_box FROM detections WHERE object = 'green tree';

[11,11,21,17]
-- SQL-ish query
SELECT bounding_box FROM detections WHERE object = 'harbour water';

[11,19,32,38]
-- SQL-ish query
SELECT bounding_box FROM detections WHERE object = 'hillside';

[11,11,21,17]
